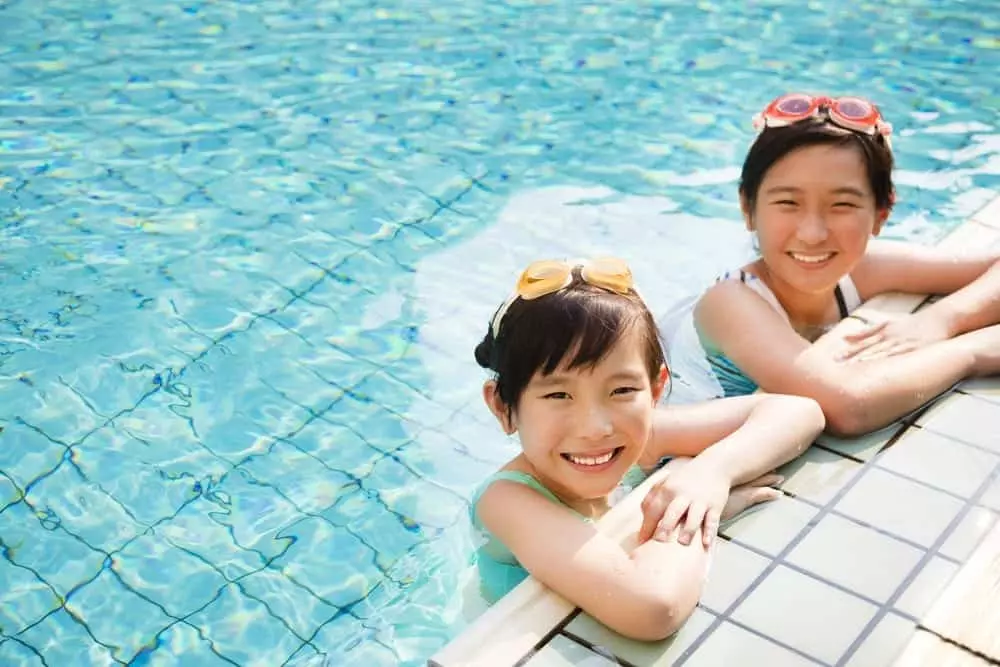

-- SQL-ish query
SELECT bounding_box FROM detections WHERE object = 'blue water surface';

[0,0,997,665]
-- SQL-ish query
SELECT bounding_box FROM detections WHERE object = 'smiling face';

[745,142,887,295]
[485,324,666,504]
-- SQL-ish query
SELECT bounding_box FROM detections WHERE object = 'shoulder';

[694,274,790,341]
[474,471,564,532]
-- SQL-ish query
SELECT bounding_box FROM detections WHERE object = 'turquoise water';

[0,0,997,665]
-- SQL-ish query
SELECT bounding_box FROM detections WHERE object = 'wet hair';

[474,279,666,416]
[739,117,895,213]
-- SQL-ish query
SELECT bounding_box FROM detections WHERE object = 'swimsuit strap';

[834,284,848,318]
[483,470,565,505]
[837,275,862,314]
[733,270,862,320]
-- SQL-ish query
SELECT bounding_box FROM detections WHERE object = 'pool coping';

[429,194,1000,667]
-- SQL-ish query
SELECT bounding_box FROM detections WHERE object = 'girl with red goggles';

[688,92,1000,436]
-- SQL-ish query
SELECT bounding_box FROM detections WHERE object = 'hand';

[638,459,731,548]
[721,473,784,522]
[837,312,951,363]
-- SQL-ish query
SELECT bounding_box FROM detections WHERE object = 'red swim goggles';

[752,93,893,143]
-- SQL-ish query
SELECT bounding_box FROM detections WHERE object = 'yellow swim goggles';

[490,256,636,338]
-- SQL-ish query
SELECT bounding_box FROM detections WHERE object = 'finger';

[750,487,781,505]
[867,340,920,361]
[854,340,905,362]
[838,338,882,361]
[678,501,707,546]
[703,509,721,548]
[738,472,783,489]
[747,473,784,488]
[654,498,690,542]
[838,332,886,361]
[842,320,888,342]
[638,488,668,543]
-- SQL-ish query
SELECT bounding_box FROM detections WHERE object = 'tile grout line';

[714,534,922,624]
[670,421,915,666]
[509,609,582,667]
[834,457,1000,667]
[558,630,640,667]
[784,482,982,563]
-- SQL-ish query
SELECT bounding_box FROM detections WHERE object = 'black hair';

[474,280,665,417]
[739,117,895,213]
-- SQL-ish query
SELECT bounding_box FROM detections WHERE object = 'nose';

[578,403,614,440]
[796,210,829,245]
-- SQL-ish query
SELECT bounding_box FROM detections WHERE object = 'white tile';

[896,557,960,619]
[939,506,998,562]
[525,635,617,666]
[563,607,714,667]
[786,514,924,603]
[916,393,1000,455]
[877,427,997,499]
[700,539,770,614]
[844,613,916,667]
[732,565,877,664]
[835,468,964,548]
[684,621,817,667]
[778,446,862,504]
[721,496,817,556]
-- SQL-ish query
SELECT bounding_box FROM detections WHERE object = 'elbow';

[638,600,690,641]
[605,595,694,642]
[818,388,873,437]
[781,394,827,436]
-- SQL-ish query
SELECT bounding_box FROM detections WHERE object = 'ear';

[651,364,670,404]
[873,206,890,237]
[739,193,754,232]
[483,380,516,435]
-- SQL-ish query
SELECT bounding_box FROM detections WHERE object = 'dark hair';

[474,281,665,416]
[739,117,895,213]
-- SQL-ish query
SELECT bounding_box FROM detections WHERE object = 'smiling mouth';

[560,447,625,467]
[788,251,835,264]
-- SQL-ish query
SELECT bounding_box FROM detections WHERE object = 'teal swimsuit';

[470,467,650,602]
[702,270,863,396]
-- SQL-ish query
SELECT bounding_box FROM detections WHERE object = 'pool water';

[0,0,997,665]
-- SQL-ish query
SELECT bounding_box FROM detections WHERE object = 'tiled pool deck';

[430,195,1000,667]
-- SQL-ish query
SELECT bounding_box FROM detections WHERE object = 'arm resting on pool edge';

[693,280,995,436]
[853,241,1000,338]
[475,475,709,642]
[641,393,824,485]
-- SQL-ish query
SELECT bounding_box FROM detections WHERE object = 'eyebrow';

[533,375,570,389]
[533,370,645,387]
[764,185,867,198]
[606,371,645,383]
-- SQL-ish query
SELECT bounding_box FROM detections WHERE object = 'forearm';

[555,519,708,641]
[618,527,709,637]
[819,333,980,435]
[688,395,823,486]
[929,260,1000,336]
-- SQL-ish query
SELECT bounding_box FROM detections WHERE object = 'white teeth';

[790,252,833,264]
[566,450,616,466]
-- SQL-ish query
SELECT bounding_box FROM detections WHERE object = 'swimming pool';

[0,0,997,665]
